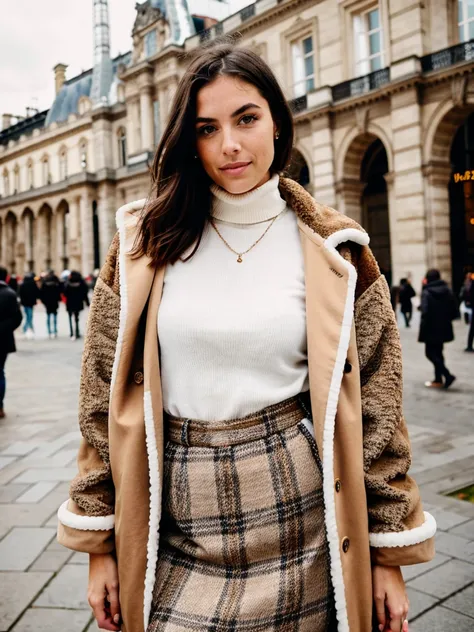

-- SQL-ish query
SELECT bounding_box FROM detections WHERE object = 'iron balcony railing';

[421,39,474,72]
[288,95,308,114]
[240,4,256,21]
[332,67,390,102]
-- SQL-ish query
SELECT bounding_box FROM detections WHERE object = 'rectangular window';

[291,35,315,98]
[145,30,157,58]
[458,0,474,42]
[14,169,20,193]
[153,100,161,146]
[353,7,384,76]
[3,173,9,197]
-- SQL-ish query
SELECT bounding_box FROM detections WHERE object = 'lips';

[219,162,251,176]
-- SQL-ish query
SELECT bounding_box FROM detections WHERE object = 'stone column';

[68,196,82,271]
[423,162,452,283]
[80,193,95,276]
[126,99,140,156]
[97,182,117,265]
[309,115,337,207]
[335,178,364,223]
[35,212,51,273]
[140,87,154,152]
[390,88,427,292]
[0,220,5,267]
[56,211,66,272]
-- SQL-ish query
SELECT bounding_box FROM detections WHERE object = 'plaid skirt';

[147,392,334,632]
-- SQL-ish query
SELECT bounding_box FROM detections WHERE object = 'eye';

[239,114,258,125]
[197,125,216,136]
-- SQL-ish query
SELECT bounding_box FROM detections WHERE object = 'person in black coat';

[63,271,90,340]
[418,269,458,389]
[40,271,62,339]
[19,273,39,338]
[398,278,416,327]
[465,273,474,352]
[0,266,23,418]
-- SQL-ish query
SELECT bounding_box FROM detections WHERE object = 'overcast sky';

[0,0,137,118]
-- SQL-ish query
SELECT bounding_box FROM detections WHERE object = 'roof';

[45,51,132,127]
[0,110,48,147]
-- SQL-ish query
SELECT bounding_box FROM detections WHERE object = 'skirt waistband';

[165,391,312,448]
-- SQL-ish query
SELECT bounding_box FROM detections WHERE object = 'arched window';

[27,160,34,189]
[2,169,9,197]
[78,96,92,116]
[42,156,50,186]
[118,128,127,167]
[59,147,68,180]
[14,164,20,193]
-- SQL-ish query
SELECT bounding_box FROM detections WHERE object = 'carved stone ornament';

[133,1,163,35]
[452,74,469,107]
[355,106,369,134]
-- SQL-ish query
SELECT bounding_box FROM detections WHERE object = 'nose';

[221,127,241,155]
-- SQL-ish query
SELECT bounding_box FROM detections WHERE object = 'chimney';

[54,63,68,95]
[2,114,13,130]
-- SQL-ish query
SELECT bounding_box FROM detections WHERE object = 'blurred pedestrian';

[7,274,18,294]
[40,270,62,339]
[465,273,474,352]
[0,266,23,418]
[418,269,458,389]
[19,273,39,339]
[398,278,416,328]
[63,271,90,340]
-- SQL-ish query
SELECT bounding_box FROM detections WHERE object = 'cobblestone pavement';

[0,304,473,631]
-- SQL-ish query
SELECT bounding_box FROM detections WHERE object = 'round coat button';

[342,537,350,553]
[134,371,144,385]
[335,479,341,493]
[344,361,352,373]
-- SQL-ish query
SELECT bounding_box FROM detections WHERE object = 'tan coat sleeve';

[57,234,120,554]
[354,246,436,567]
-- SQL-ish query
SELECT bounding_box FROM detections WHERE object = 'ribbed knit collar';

[211,174,286,224]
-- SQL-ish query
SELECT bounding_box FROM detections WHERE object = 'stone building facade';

[1,0,473,294]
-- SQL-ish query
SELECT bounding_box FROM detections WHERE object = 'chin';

[216,174,265,195]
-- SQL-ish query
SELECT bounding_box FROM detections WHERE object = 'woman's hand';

[372,565,409,632]
[88,553,121,631]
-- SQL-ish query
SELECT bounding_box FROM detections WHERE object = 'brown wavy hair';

[132,41,294,267]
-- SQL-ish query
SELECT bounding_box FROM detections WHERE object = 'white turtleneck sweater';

[157,174,309,421]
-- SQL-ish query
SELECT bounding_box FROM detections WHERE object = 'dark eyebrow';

[195,102,262,124]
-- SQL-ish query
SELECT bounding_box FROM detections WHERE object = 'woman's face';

[195,75,277,194]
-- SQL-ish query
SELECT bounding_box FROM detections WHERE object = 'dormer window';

[144,29,157,57]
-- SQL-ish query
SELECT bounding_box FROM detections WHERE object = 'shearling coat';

[57,178,436,632]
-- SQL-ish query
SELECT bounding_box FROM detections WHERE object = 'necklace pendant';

[237,255,243,263]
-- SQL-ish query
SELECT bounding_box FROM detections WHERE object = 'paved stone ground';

[0,304,473,631]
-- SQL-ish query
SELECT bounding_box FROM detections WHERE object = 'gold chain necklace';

[209,209,286,263]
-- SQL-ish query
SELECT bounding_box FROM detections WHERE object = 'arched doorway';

[448,112,474,295]
[56,200,70,272]
[287,149,311,191]
[340,132,393,286]
[92,200,100,271]
[22,208,35,273]
[361,139,392,286]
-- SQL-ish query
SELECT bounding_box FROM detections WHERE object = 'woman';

[398,278,416,328]
[63,271,89,340]
[19,273,39,339]
[57,44,436,632]
[40,270,62,339]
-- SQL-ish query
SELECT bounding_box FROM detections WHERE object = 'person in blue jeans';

[40,270,62,339]
[19,273,39,339]
[0,266,23,418]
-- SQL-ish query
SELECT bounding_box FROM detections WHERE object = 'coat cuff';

[57,499,115,555]
[58,499,115,531]
[369,512,436,548]
[369,512,436,567]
